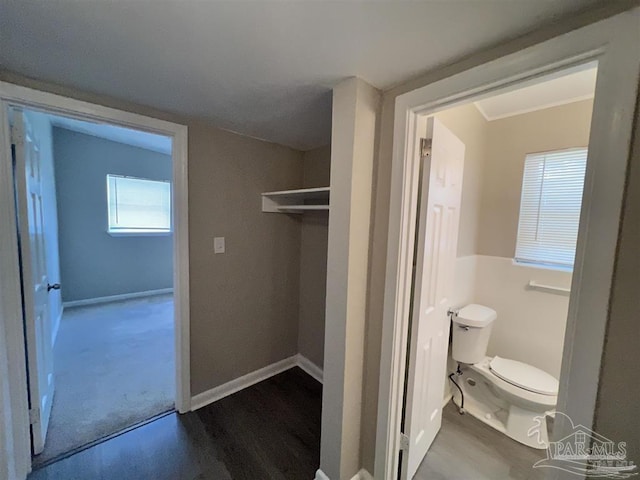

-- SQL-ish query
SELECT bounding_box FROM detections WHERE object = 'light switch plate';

[214,237,225,254]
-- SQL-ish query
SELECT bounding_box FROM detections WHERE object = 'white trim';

[315,469,331,480]
[351,469,374,480]
[62,288,174,308]
[473,93,594,121]
[316,468,373,480]
[0,101,30,480]
[376,10,640,480]
[190,354,323,411]
[190,356,298,411]
[512,258,573,273]
[295,354,323,384]
[107,230,172,237]
[0,80,191,476]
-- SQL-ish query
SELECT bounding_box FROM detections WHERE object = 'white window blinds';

[515,148,588,269]
[107,174,171,234]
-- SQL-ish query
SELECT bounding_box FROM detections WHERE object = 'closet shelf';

[262,187,330,214]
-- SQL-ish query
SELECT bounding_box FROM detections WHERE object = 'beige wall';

[298,145,331,368]
[0,70,305,397]
[439,98,594,261]
[321,77,380,480]
[188,121,304,394]
[436,104,489,257]
[479,99,594,257]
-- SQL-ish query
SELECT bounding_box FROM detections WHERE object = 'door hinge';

[399,432,410,451]
[29,408,40,425]
[10,124,24,147]
[420,138,432,158]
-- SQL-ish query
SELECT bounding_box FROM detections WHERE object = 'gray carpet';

[34,294,175,465]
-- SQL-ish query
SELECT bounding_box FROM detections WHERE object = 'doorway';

[12,107,178,465]
[374,11,639,480]
[0,83,190,477]
[402,64,597,479]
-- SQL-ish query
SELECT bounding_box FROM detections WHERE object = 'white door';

[402,117,465,479]
[13,110,55,455]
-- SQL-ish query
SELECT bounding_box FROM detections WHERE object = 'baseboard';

[315,469,330,480]
[190,356,298,411]
[63,288,173,308]
[352,469,374,480]
[295,354,323,384]
[443,392,453,408]
[316,468,372,480]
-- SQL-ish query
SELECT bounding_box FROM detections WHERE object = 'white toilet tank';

[451,304,497,365]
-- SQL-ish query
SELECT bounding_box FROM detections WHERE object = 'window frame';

[106,173,173,237]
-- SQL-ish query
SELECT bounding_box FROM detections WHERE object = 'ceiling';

[0,1,606,151]
[46,114,172,154]
[475,65,597,121]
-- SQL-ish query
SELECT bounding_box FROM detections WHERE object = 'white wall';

[452,255,571,378]
[24,111,62,346]
[475,256,570,378]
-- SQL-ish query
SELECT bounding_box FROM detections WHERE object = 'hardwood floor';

[30,368,543,480]
[415,403,546,480]
[29,367,321,480]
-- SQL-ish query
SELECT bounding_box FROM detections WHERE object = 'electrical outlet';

[214,237,225,254]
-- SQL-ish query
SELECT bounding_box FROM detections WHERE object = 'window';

[107,174,171,234]
[515,148,588,269]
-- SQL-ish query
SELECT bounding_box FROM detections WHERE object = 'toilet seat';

[489,356,558,396]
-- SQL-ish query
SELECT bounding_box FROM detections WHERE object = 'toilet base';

[506,405,549,449]
[454,363,552,450]
[459,400,549,450]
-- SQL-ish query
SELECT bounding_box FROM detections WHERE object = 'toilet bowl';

[450,304,558,449]
[458,356,557,449]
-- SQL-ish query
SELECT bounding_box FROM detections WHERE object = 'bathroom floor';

[33,294,175,466]
[415,402,546,480]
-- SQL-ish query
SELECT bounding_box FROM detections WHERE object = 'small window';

[515,148,588,269]
[107,174,171,235]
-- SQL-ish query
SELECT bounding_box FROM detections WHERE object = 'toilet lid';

[489,356,559,396]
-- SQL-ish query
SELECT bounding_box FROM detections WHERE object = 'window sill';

[107,230,172,237]
[512,259,573,273]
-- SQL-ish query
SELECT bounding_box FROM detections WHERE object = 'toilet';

[450,304,558,449]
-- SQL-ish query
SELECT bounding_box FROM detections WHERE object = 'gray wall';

[594,90,640,465]
[187,120,302,394]
[53,128,173,302]
[298,145,330,369]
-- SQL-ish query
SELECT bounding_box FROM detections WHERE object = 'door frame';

[375,9,639,480]
[0,81,191,477]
